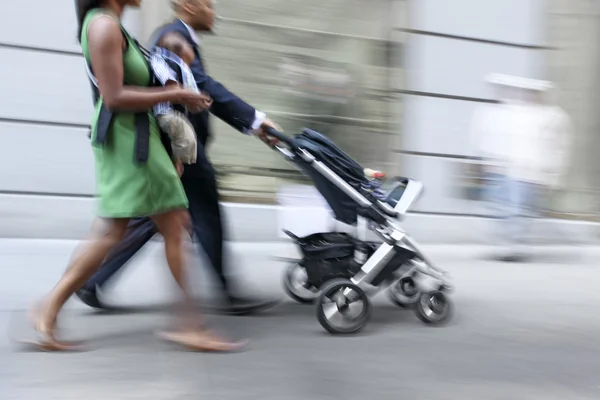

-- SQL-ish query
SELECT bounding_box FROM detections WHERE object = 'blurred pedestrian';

[76,0,281,315]
[471,75,571,261]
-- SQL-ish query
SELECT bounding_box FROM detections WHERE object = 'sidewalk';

[2,238,600,400]
[0,238,597,312]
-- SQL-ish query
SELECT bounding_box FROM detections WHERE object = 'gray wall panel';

[399,95,480,155]
[405,35,545,98]
[0,122,94,195]
[0,1,140,52]
[399,154,486,214]
[411,0,547,46]
[0,48,93,125]
[0,0,80,52]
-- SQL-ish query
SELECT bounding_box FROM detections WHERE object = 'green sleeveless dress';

[81,9,188,218]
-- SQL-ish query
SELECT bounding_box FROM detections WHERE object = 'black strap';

[85,21,155,164]
[94,105,112,145]
[134,113,151,163]
[134,38,151,58]
[85,24,129,104]
[85,23,129,141]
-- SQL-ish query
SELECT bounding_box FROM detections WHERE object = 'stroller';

[267,128,453,334]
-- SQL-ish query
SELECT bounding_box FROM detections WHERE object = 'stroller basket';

[289,231,384,288]
[288,231,358,287]
[296,232,355,260]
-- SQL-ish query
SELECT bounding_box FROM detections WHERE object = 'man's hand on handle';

[256,119,282,147]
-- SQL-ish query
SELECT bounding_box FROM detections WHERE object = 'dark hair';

[76,0,102,42]
[157,32,188,56]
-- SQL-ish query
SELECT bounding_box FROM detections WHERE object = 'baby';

[151,32,211,164]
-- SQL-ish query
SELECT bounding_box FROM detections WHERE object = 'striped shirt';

[151,47,199,117]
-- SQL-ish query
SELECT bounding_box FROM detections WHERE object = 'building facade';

[139,0,405,193]
[545,0,600,214]
[398,0,548,215]
[0,0,597,239]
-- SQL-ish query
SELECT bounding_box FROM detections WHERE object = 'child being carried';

[150,32,212,164]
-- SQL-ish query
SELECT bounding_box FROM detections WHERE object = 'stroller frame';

[271,129,453,333]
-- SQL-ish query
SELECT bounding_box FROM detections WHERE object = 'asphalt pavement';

[1,239,600,400]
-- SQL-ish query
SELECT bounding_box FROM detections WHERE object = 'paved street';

[1,240,600,399]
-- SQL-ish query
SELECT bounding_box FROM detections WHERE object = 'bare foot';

[156,329,248,353]
[23,304,86,352]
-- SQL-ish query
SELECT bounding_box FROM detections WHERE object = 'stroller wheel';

[415,291,453,326]
[283,263,319,304]
[388,276,420,308]
[316,279,371,334]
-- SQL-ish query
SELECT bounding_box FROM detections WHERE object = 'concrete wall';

[140,0,402,172]
[0,0,140,236]
[396,0,548,215]
[0,0,405,238]
[0,0,401,240]
[546,0,600,213]
[1,0,598,242]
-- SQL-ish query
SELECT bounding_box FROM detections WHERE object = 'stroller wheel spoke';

[346,300,366,317]
[415,291,453,326]
[388,276,421,309]
[317,279,371,334]
[283,263,319,304]
[322,302,342,321]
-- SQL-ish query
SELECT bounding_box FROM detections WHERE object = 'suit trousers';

[84,143,229,294]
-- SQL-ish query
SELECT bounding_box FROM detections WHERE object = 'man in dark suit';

[76,0,280,315]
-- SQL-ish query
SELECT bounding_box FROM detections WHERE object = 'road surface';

[1,240,599,399]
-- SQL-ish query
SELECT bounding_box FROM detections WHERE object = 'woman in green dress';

[29,0,241,352]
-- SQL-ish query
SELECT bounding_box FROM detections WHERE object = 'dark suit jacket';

[149,20,256,150]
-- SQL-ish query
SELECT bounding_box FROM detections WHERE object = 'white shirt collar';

[179,19,200,45]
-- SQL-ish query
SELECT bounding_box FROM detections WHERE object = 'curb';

[1,193,599,244]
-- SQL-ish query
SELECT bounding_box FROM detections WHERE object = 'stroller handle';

[265,128,299,151]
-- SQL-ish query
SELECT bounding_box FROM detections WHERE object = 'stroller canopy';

[291,129,368,225]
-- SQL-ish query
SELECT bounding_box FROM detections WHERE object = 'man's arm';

[149,23,275,137]
[189,57,265,133]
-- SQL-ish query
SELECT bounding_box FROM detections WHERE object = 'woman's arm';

[88,16,181,111]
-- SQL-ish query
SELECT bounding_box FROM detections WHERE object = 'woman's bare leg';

[151,210,194,317]
[32,218,130,349]
[62,219,111,274]
[152,210,245,352]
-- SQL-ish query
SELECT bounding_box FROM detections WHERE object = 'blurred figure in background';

[279,54,355,139]
[77,0,281,315]
[471,75,572,262]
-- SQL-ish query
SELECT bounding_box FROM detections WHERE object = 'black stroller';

[267,128,453,334]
